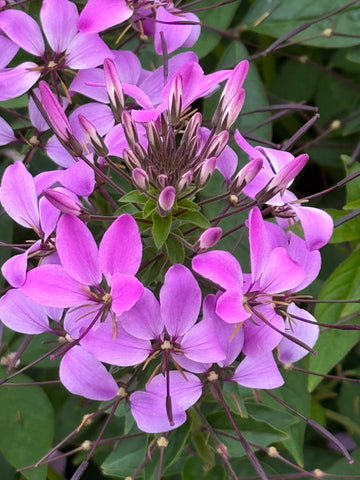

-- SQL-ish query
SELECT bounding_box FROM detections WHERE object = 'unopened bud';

[44,188,85,217]
[230,158,263,195]
[214,89,245,133]
[182,112,202,145]
[195,227,222,252]
[78,114,109,157]
[146,120,161,151]
[39,81,72,143]
[121,110,138,148]
[157,186,176,216]
[168,73,183,126]
[123,148,141,169]
[177,170,193,192]
[104,58,124,121]
[206,130,229,159]
[157,174,168,189]
[197,157,216,186]
[132,168,149,191]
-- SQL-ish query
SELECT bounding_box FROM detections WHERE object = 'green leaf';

[182,457,205,480]
[308,248,360,391]
[343,155,360,205]
[101,434,148,478]
[119,190,148,204]
[152,212,172,249]
[192,0,240,58]
[165,235,185,264]
[143,199,157,218]
[176,210,210,228]
[0,369,54,480]
[328,208,360,243]
[243,0,360,48]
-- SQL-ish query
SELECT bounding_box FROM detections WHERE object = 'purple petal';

[120,288,163,340]
[99,214,142,279]
[278,303,319,364]
[192,250,243,290]
[0,10,44,56]
[60,346,118,400]
[66,32,113,69]
[29,87,50,132]
[40,0,78,53]
[2,242,42,288]
[154,7,196,54]
[56,214,101,285]
[77,0,133,34]
[0,62,40,101]
[69,67,108,103]
[69,103,114,144]
[45,135,76,167]
[110,273,144,316]
[0,161,40,230]
[232,353,284,389]
[0,289,51,334]
[160,264,201,338]
[38,196,60,240]
[0,35,19,68]
[259,247,305,294]
[20,264,90,307]
[130,391,186,433]
[0,117,16,145]
[291,204,333,251]
[248,207,272,281]
[180,318,225,364]
[242,305,284,356]
[64,306,101,339]
[216,288,250,324]
[113,50,142,84]
[80,321,150,366]
[146,371,202,410]
[287,232,321,291]
[203,293,243,367]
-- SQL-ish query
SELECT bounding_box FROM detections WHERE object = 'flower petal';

[0,117,16,145]
[180,318,225,364]
[40,0,78,53]
[232,353,284,389]
[0,62,41,101]
[77,0,133,33]
[192,250,242,290]
[56,214,101,286]
[0,35,18,68]
[60,346,118,400]
[216,288,250,324]
[99,214,142,279]
[66,32,113,69]
[0,10,44,56]
[111,273,144,316]
[260,247,305,294]
[160,264,201,338]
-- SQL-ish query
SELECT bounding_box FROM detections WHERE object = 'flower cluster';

[0,0,342,477]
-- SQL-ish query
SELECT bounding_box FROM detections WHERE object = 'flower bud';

[157,174,168,189]
[206,130,229,159]
[44,188,83,217]
[157,186,176,216]
[195,227,222,252]
[168,73,183,126]
[197,157,216,186]
[230,158,263,195]
[123,148,141,169]
[132,168,149,191]
[177,170,193,192]
[104,58,124,121]
[121,110,138,148]
[78,114,109,157]
[39,81,71,143]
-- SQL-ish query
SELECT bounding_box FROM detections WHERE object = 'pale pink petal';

[232,353,284,389]
[40,0,78,53]
[180,318,225,364]
[130,391,186,433]
[66,32,113,69]
[287,232,321,291]
[0,62,40,100]
[291,204,333,251]
[0,117,16,145]
[60,346,118,400]
[56,214,101,286]
[69,68,108,102]
[216,288,250,324]
[110,274,144,316]
[80,321,150,366]
[160,264,201,338]
[278,304,319,364]
[192,250,243,290]
[203,294,243,367]
[0,289,51,334]
[77,0,133,34]
[0,10,44,56]
[20,264,90,307]
[0,35,18,68]
[242,305,284,356]
[120,288,163,340]
[99,214,142,279]
[0,161,40,230]
[146,371,202,410]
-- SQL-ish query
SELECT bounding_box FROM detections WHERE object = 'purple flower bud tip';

[44,189,82,217]
[132,168,149,191]
[158,186,176,215]
[197,227,222,251]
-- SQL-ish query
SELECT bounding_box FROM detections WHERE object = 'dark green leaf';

[165,235,185,264]
[119,190,148,204]
[329,208,360,243]
[152,212,172,249]
[0,369,54,480]
[176,210,210,228]
[101,434,148,478]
